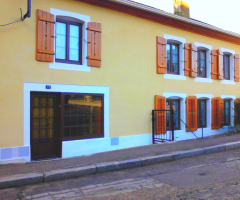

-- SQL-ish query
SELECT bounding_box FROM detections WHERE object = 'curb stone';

[1,141,240,189]
[0,173,43,189]
[44,165,97,182]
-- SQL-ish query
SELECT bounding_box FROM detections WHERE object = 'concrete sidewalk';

[1,133,240,189]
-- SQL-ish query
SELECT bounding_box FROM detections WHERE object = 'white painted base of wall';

[0,146,30,162]
[62,133,152,158]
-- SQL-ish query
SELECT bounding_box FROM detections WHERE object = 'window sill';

[221,80,235,85]
[49,62,91,72]
[164,74,186,80]
[194,77,213,83]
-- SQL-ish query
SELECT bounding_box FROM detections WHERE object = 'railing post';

[170,108,174,141]
[152,110,155,144]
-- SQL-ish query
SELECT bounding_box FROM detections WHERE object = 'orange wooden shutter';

[219,98,224,128]
[211,97,223,129]
[184,43,191,76]
[211,50,218,80]
[218,49,224,80]
[234,98,240,125]
[154,96,166,134]
[234,54,239,82]
[156,36,167,74]
[87,22,101,67]
[186,96,198,131]
[191,44,198,77]
[36,9,55,62]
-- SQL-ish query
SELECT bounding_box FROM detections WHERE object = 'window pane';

[172,101,179,128]
[56,35,66,48]
[69,37,79,50]
[70,25,79,37]
[56,47,66,60]
[172,63,178,73]
[172,45,178,54]
[69,49,79,61]
[56,22,66,35]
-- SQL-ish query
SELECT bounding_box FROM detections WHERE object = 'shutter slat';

[184,43,191,76]
[156,36,167,74]
[87,22,102,67]
[154,96,166,134]
[211,50,218,80]
[218,50,224,80]
[234,54,239,82]
[191,44,198,77]
[186,96,198,131]
[36,9,55,62]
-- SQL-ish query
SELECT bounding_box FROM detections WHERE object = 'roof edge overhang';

[76,0,240,46]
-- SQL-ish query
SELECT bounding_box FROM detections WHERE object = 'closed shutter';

[156,36,167,74]
[154,96,166,134]
[191,44,198,77]
[186,96,198,131]
[36,9,55,62]
[87,22,102,67]
[218,50,224,80]
[234,54,239,82]
[211,97,223,129]
[211,50,218,80]
[184,43,191,76]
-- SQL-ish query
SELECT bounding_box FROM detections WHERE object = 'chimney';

[174,0,190,18]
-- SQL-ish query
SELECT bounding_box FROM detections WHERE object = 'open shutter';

[234,54,239,82]
[212,97,223,129]
[184,43,191,76]
[154,96,166,134]
[186,96,198,131]
[87,22,101,67]
[156,36,167,74]
[36,9,55,62]
[191,44,198,77]
[219,98,224,128]
[218,49,224,80]
[211,50,218,80]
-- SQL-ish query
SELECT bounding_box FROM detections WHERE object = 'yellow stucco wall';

[0,0,240,148]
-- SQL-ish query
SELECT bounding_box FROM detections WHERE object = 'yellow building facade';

[0,0,240,162]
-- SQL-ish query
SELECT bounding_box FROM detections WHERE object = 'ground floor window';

[198,99,207,128]
[166,99,180,130]
[64,94,103,140]
[224,99,231,125]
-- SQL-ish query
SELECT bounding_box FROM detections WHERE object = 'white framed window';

[50,8,91,72]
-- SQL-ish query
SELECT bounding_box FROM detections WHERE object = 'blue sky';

[134,0,239,34]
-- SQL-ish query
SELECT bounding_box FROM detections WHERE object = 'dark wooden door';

[30,92,61,160]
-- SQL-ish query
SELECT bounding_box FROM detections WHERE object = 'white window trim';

[50,8,91,72]
[220,48,235,85]
[194,42,213,83]
[24,83,109,146]
[221,95,235,127]
[195,94,213,129]
[163,34,186,80]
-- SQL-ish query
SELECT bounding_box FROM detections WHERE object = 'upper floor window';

[167,42,179,74]
[197,49,207,78]
[223,54,230,80]
[56,18,82,65]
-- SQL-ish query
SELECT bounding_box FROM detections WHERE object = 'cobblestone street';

[2,149,240,199]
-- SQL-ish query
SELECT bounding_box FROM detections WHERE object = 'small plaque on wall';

[46,85,51,89]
